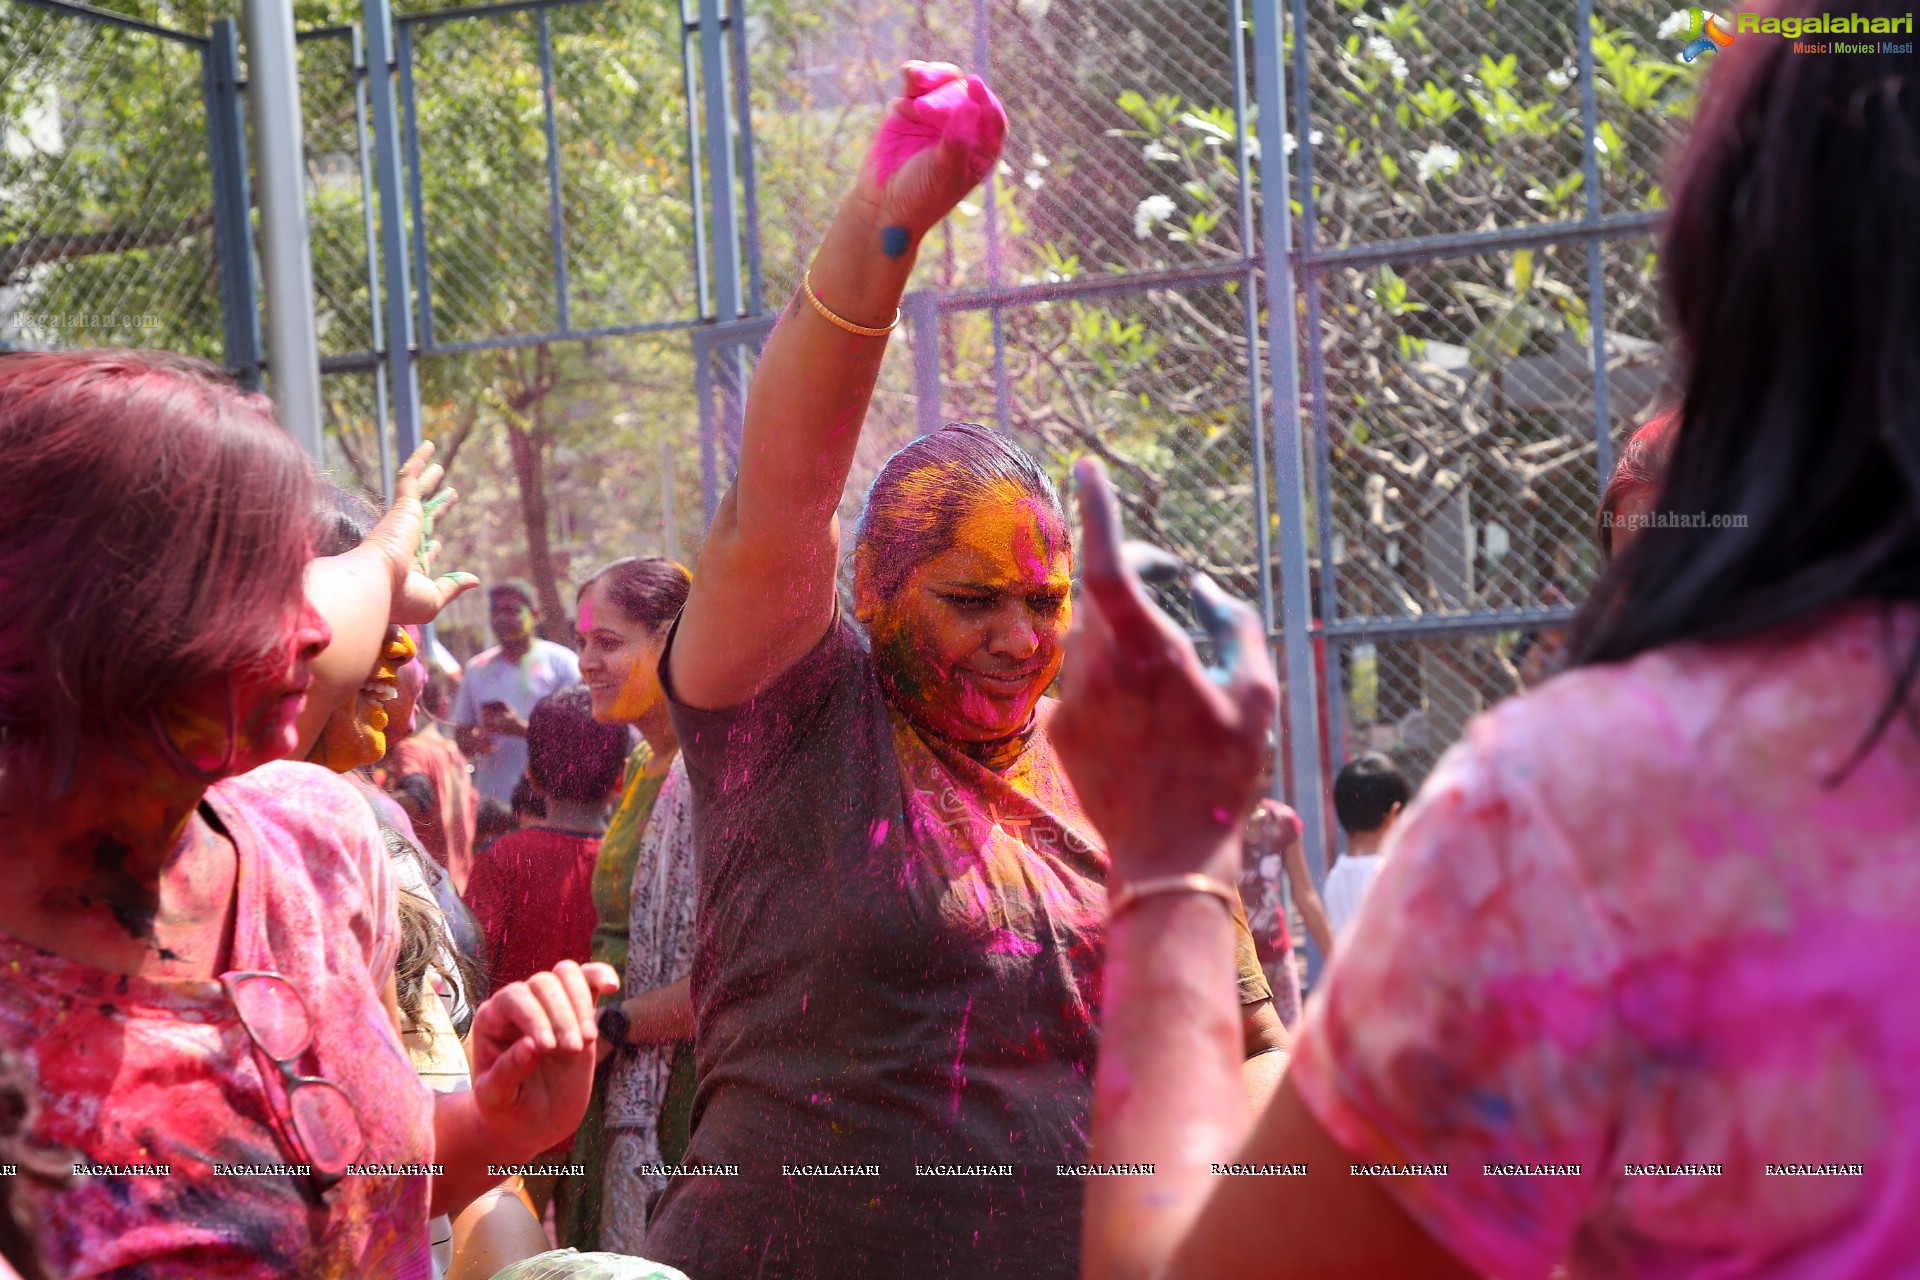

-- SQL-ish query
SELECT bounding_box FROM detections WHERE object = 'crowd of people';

[3,2,1919,1276]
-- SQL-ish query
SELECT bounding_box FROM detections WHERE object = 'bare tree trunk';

[503,344,574,645]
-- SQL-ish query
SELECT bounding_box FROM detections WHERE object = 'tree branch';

[1,209,215,283]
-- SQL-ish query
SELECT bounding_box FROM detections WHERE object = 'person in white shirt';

[452,580,583,805]
[1324,752,1412,940]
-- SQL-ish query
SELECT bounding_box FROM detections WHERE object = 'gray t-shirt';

[644,619,1269,1280]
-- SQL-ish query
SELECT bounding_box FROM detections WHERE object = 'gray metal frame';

[201,17,262,389]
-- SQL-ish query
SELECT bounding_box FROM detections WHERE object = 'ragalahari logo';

[1679,9,1737,60]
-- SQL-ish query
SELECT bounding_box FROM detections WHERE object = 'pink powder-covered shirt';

[0,761,435,1279]
[1290,602,1920,1280]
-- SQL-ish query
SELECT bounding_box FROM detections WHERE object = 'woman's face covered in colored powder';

[314,625,417,773]
[161,598,333,778]
[577,578,668,725]
[862,495,1072,744]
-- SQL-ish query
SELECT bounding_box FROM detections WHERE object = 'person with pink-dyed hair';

[0,350,618,1278]
[1598,408,1681,562]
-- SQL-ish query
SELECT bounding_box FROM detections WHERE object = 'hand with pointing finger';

[1050,457,1280,887]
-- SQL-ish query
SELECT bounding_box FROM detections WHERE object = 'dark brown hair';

[0,350,314,790]
[526,686,630,803]
[578,556,693,632]
[854,423,1069,604]
[1573,0,1920,744]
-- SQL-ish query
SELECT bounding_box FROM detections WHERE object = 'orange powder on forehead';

[859,441,1071,603]
[947,491,1070,585]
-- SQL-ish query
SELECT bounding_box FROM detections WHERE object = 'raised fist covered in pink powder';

[861,61,1007,243]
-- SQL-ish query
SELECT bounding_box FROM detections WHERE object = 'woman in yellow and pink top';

[1058,1,1920,1276]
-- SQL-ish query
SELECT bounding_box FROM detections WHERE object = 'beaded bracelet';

[1107,872,1239,920]
[801,269,900,337]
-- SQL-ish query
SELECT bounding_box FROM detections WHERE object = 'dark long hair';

[1572,0,1920,743]
[578,556,692,632]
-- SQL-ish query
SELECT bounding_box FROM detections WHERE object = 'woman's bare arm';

[1281,835,1337,960]
[621,977,694,1044]
[669,65,1005,710]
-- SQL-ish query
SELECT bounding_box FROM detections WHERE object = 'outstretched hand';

[860,61,1007,240]
[468,960,620,1159]
[361,442,479,625]
[1051,458,1279,885]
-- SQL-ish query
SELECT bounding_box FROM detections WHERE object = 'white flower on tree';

[1414,144,1462,182]
[1133,194,1178,239]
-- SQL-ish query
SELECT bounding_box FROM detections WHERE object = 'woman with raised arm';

[643,64,1287,1280]
[1062,2,1920,1274]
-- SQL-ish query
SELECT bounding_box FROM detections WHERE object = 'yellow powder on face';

[946,493,1072,593]
[159,701,239,774]
[319,626,416,771]
[316,697,386,772]
[605,640,664,723]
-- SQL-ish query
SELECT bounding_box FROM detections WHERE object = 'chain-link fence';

[0,0,241,361]
[3,0,1704,934]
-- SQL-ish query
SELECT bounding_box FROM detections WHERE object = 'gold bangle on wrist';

[1107,873,1239,920]
[801,269,900,338]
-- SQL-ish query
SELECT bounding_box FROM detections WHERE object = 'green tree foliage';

[2,0,1701,678]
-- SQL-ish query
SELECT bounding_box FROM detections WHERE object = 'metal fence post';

[906,290,943,437]
[1250,0,1330,875]
[350,23,395,497]
[1290,0,1345,866]
[1578,0,1616,488]
[243,0,324,457]
[364,0,422,459]
[698,0,743,322]
[1230,0,1273,634]
[696,326,718,526]
[727,0,763,314]
[201,18,263,391]
[537,8,571,334]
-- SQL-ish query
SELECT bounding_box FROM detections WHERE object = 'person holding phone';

[451,581,582,806]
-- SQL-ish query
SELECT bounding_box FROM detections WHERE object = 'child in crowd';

[465,687,631,1217]
[511,776,549,829]
[1237,736,1333,1025]
[1325,753,1410,940]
